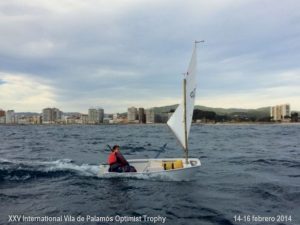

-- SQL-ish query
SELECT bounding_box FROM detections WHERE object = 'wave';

[228,157,300,168]
[0,158,99,181]
[0,158,196,182]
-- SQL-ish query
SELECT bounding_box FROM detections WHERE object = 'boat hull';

[99,158,201,181]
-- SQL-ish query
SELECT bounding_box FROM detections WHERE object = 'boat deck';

[98,158,201,181]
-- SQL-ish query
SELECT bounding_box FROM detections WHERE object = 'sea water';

[0,124,299,225]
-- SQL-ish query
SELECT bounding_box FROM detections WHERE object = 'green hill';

[150,105,270,119]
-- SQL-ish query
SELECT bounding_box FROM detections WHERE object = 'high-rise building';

[80,114,89,124]
[6,110,15,124]
[42,107,63,124]
[88,108,104,124]
[53,108,62,121]
[42,108,52,123]
[128,107,138,122]
[145,108,155,123]
[0,109,5,117]
[99,108,104,123]
[138,108,146,123]
[0,109,5,124]
[270,104,291,121]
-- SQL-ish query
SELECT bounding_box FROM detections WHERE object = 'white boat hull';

[99,158,201,181]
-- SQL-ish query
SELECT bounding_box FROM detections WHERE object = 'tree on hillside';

[291,113,298,122]
[193,109,216,121]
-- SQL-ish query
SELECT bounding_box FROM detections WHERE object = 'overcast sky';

[0,0,299,113]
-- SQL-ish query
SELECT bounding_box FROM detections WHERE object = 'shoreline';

[0,122,300,126]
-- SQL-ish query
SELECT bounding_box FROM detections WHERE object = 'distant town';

[0,104,299,125]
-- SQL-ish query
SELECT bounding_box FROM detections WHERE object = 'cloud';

[0,0,300,113]
[0,79,6,85]
[0,72,57,112]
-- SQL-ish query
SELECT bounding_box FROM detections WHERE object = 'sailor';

[108,145,137,173]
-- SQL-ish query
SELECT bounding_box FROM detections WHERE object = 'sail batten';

[167,45,197,151]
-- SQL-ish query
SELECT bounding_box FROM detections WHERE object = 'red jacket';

[108,152,117,165]
[108,151,128,166]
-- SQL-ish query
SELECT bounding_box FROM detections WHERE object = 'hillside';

[151,105,271,119]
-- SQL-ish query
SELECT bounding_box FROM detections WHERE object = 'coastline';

[1,122,300,126]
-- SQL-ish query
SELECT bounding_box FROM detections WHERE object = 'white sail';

[167,46,197,150]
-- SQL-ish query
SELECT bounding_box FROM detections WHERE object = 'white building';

[42,108,52,123]
[128,107,138,122]
[0,116,5,124]
[53,108,62,121]
[113,113,119,121]
[88,108,104,124]
[270,104,291,121]
[6,110,15,124]
[146,108,155,123]
[32,115,42,124]
[42,107,63,124]
[80,114,89,124]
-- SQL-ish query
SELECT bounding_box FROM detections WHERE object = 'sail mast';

[183,41,204,164]
[183,77,188,164]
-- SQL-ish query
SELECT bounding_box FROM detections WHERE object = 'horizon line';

[1,103,299,114]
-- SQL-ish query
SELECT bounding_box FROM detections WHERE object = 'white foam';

[47,160,99,176]
[0,157,100,177]
[0,158,184,181]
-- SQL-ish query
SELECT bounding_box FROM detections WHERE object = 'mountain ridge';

[151,104,271,115]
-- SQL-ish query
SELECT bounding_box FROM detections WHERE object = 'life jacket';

[108,152,117,165]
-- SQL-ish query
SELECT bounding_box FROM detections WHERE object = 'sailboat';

[99,41,203,181]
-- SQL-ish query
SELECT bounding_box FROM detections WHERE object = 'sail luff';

[167,43,198,154]
[183,78,188,164]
